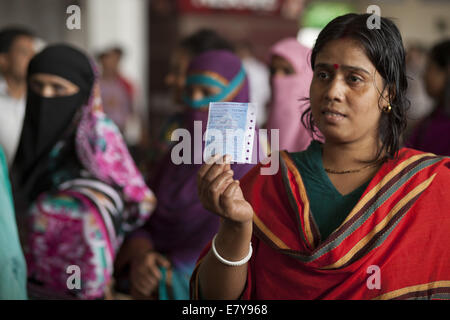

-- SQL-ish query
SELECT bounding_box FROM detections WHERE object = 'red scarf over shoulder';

[191,148,450,299]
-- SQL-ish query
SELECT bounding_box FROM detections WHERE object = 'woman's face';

[0,35,35,82]
[423,59,447,100]
[269,55,295,78]
[184,82,221,112]
[310,38,389,145]
[29,73,79,97]
[165,48,191,104]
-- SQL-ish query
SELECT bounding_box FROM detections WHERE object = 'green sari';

[0,147,27,299]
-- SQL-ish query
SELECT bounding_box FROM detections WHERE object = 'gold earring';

[383,103,392,113]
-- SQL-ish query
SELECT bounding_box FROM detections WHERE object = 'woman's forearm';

[198,220,252,299]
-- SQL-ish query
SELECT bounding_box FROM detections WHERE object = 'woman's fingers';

[197,154,223,195]
[198,155,221,194]
[198,155,232,199]
[223,180,240,198]
[147,265,162,281]
[198,153,229,177]
[205,153,223,165]
[130,251,172,298]
[203,155,231,183]
[207,171,235,212]
[146,266,169,293]
[133,280,149,296]
[223,159,232,172]
[198,154,231,178]
[208,170,234,193]
[132,270,153,296]
[196,154,252,222]
[220,181,241,212]
[197,154,221,180]
[155,254,171,269]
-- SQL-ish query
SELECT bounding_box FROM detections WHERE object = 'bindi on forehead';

[333,64,339,70]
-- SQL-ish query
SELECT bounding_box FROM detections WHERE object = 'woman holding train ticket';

[192,14,450,300]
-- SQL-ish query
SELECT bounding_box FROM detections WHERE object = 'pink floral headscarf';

[75,72,156,229]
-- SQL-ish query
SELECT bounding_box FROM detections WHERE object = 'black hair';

[97,46,124,60]
[0,26,34,53]
[301,13,410,161]
[180,28,234,56]
[429,39,450,69]
[428,39,450,115]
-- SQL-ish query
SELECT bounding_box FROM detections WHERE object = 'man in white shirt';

[0,27,35,166]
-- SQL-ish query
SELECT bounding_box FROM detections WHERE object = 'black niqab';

[14,44,94,201]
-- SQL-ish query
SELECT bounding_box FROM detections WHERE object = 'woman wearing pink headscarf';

[266,38,314,152]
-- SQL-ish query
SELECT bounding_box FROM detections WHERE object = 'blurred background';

[0,0,449,161]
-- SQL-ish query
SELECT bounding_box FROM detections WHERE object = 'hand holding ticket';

[203,102,256,164]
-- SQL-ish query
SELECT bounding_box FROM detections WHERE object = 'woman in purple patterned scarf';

[13,44,156,299]
[115,50,257,299]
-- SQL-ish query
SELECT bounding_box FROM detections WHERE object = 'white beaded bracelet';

[211,234,252,267]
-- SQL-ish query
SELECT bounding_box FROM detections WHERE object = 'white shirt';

[0,75,26,166]
[242,57,271,127]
